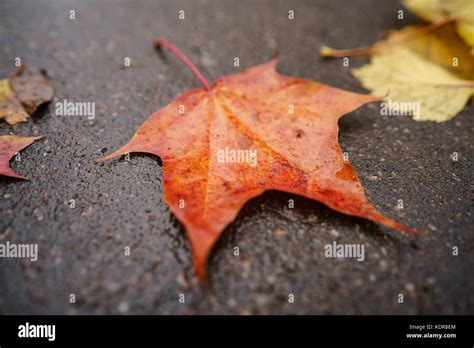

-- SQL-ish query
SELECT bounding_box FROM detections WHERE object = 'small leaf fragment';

[0,74,53,125]
[0,135,42,179]
[11,76,54,115]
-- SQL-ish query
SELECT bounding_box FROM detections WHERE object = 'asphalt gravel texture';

[0,0,473,315]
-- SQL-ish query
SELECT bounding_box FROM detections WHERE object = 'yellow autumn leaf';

[402,0,474,48]
[385,24,474,80]
[352,46,474,122]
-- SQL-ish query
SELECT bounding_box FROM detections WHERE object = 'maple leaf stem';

[321,17,452,58]
[154,39,211,91]
[11,64,25,77]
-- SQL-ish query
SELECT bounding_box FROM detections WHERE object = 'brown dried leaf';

[0,74,53,125]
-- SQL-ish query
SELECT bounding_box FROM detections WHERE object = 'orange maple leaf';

[0,135,42,179]
[98,40,416,280]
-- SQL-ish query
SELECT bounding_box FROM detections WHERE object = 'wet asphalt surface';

[0,0,473,314]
